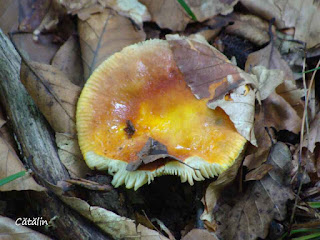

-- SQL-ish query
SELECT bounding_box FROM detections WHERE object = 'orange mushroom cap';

[76,39,246,190]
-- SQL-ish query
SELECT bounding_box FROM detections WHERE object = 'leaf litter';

[0,0,320,239]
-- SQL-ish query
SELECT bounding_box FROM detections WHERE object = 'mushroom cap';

[76,39,246,190]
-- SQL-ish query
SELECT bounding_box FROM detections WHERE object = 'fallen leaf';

[167,35,258,145]
[245,163,273,181]
[32,0,67,36]
[181,229,219,240]
[0,0,19,35]
[59,0,96,13]
[240,0,320,48]
[246,42,294,81]
[303,111,320,153]
[263,92,301,134]
[185,0,238,22]
[0,122,45,191]
[11,33,60,64]
[214,142,294,240]
[0,216,51,240]
[276,79,304,117]
[139,0,190,31]
[225,13,272,46]
[60,0,150,25]
[98,0,151,26]
[251,66,284,100]
[20,61,81,135]
[78,9,146,79]
[18,0,51,32]
[55,133,89,178]
[48,183,169,240]
[52,35,84,86]
[201,150,244,223]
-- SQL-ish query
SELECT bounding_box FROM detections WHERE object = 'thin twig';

[288,58,320,234]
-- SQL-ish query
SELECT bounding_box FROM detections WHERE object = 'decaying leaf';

[245,163,273,181]
[55,133,89,178]
[246,41,304,115]
[48,183,169,240]
[214,142,294,240]
[167,34,258,145]
[139,0,190,31]
[11,33,60,64]
[0,216,51,240]
[0,121,45,192]
[246,42,294,81]
[98,0,151,26]
[60,0,150,25]
[184,0,238,22]
[251,66,284,100]
[52,35,84,86]
[240,0,320,48]
[78,9,146,79]
[20,62,81,135]
[303,111,320,153]
[263,92,301,134]
[225,13,272,46]
[0,0,19,35]
[201,149,244,223]
[181,229,219,240]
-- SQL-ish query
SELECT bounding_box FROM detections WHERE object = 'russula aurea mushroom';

[76,39,246,190]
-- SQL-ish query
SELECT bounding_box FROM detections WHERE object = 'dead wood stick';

[0,28,108,240]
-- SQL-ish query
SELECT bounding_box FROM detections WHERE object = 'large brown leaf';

[20,62,81,135]
[214,142,294,240]
[78,9,146,79]
[52,35,84,87]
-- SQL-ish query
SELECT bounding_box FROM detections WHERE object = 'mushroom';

[76,39,246,190]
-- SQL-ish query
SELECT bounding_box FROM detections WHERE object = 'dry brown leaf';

[139,0,190,31]
[167,35,258,145]
[78,9,146,79]
[48,183,169,240]
[251,66,284,100]
[32,0,67,36]
[60,0,150,25]
[18,0,51,32]
[52,35,84,86]
[201,150,244,223]
[0,216,51,240]
[0,123,45,192]
[303,111,320,153]
[98,0,151,25]
[0,0,19,35]
[240,0,320,48]
[245,163,273,181]
[11,33,60,64]
[263,92,301,134]
[182,229,219,240]
[20,61,81,135]
[246,41,304,114]
[276,79,304,117]
[55,133,89,178]
[225,13,272,46]
[246,42,294,81]
[185,0,238,22]
[214,142,294,240]
[59,0,97,13]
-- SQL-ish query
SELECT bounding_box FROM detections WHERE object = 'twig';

[288,58,320,233]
